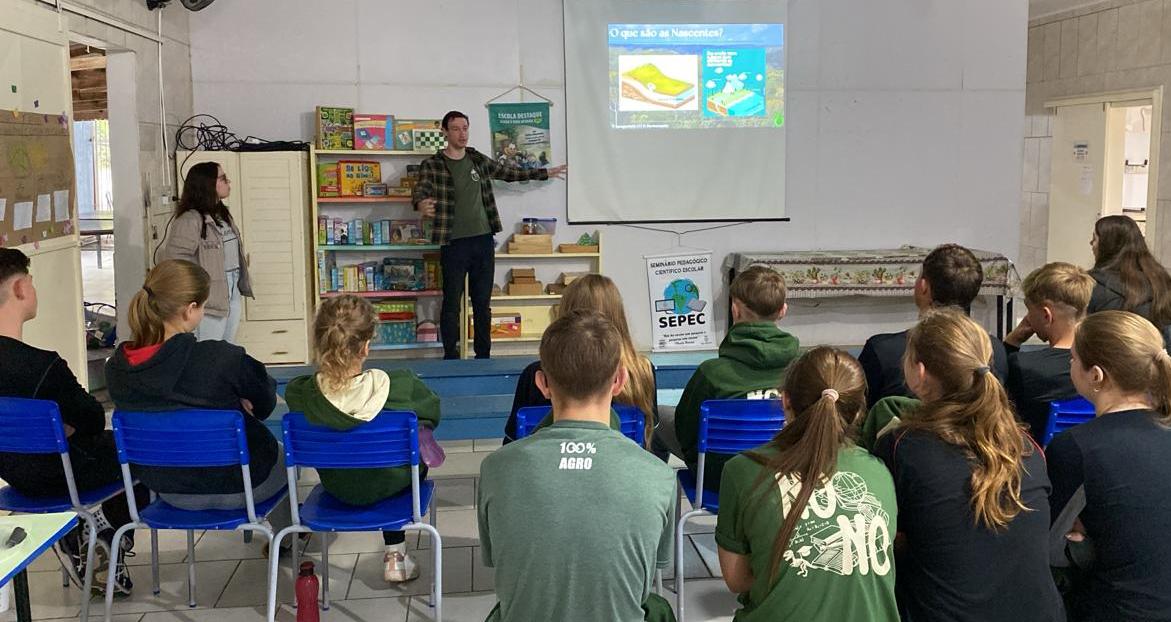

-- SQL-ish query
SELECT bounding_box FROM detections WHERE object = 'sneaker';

[91,537,133,596]
[50,527,86,590]
[383,550,419,583]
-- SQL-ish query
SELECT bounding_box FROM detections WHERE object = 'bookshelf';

[460,232,603,359]
[310,145,444,356]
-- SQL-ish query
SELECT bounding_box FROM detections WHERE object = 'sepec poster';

[646,251,716,352]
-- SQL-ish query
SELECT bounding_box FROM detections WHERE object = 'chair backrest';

[1042,397,1096,446]
[698,398,785,455]
[281,411,419,469]
[111,409,250,467]
[0,397,69,455]
[515,404,646,445]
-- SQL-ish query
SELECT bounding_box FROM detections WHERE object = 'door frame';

[1045,87,1164,258]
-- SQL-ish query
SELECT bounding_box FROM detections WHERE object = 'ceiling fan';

[146,0,216,10]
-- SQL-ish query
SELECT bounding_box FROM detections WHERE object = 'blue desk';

[0,512,78,622]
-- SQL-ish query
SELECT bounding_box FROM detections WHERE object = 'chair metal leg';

[186,530,196,608]
[418,523,442,620]
[321,534,331,610]
[265,526,299,622]
[60,566,69,587]
[675,508,708,622]
[655,568,664,597]
[243,531,253,544]
[150,530,160,595]
[103,523,137,622]
[78,514,98,622]
[290,527,300,610]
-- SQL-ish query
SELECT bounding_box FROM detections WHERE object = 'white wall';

[1021,0,1171,278]
[191,0,1026,349]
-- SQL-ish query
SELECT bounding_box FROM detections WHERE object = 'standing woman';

[1048,310,1171,621]
[1087,215,1171,330]
[872,308,1063,621]
[159,161,252,342]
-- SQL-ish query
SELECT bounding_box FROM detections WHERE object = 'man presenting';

[413,110,567,360]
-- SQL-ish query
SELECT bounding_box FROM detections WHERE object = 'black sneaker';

[50,526,85,590]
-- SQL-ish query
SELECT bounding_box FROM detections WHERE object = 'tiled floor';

[5,441,740,622]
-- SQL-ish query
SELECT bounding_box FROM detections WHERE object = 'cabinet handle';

[272,330,288,334]
[272,351,289,355]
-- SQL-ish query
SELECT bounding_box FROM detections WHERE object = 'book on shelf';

[317,216,430,247]
[316,106,354,150]
[353,113,393,150]
[317,162,340,197]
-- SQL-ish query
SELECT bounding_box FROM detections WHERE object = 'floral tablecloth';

[728,246,1019,299]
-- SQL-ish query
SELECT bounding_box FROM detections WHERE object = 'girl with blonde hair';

[285,294,441,583]
[505,274,658,446]
[1047,310,1171,620]
[716,347,898,621]
[872,308,1063,621]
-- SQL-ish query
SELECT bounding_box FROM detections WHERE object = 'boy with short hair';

[0,248,139,593]
[654,265,800,491]
[859,244,1009,407]
[477,310,677,622]
[1004,262,1094,443]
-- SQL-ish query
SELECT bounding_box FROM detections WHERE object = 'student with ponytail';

[105,260,283,517]
[872,308,1063,621]
[1047,310,1171,620]
[284,295,442,583]
[715,347,898,621]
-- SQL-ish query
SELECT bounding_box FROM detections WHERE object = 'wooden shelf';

[317,196,412,203]
[315,149,429,156]
[370,342,443,351]
[496,252,601,259]
[320,290,442,299]
[492,294,562,301]
[491,335,544,343]
[321,244,440,252]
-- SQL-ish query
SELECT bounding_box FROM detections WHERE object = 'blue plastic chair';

[675,398,784,621]
[514,404,647,445]
[104,410,287,621]
[0,397,139,622]
[266,411,442,622]
[1042,397,1096,446]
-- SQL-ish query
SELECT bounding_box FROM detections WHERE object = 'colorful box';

[392,119,442,151]
[338,160,381,197]
[382,258,426,291]
[353,113,392,150]
[316,162,340,198]
[316,106,354,150]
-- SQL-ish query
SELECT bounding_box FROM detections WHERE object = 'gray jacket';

[158,210,253,316]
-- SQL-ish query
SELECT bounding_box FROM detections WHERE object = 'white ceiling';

[1030,0,1107,20]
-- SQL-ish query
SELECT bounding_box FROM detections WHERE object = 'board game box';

[316,106,354,150]
[353,113,393,150]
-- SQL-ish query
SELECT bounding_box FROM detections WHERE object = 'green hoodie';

[860,396,921,451]
[673,322,800,488]
[284,368,441,506]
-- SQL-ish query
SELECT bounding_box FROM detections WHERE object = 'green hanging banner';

[486,102,552,171]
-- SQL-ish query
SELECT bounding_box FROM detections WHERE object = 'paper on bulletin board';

[0,109,76,246]
[1079,165,1094,196]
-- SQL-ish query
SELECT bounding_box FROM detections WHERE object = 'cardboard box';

[558,244,599,253]
[507,281,544,296]
[546,283,567,295]
[511,267,536,279]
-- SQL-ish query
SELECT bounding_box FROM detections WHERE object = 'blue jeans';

[196,269,242,343]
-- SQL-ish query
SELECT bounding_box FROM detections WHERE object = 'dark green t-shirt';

[716,445,899,622]
[478,420,676,622]
[443,154,490,241]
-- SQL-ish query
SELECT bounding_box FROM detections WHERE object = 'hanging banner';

[487,102,552,170]
[647,251,717,352]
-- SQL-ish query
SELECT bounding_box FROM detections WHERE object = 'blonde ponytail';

[904,308,1031,530]
[129,260,210,347]
[313,295,376,395]
[1075,310,1171,427]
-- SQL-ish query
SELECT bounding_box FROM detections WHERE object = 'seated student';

[284,295,441,583]
[104,260,285,520]
[655,265,799,488]
[859,244,1009,408]
[478,310,677,622]
[1047,310,1171,621]
[716,346,898,621]
[0,248,145,594]
[1002,262,1094,443]
[872,308,1063,621]
[506,274,657,446]
[1086,215,1171,334]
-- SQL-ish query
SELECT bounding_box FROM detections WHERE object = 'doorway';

[1045,89,1163,266]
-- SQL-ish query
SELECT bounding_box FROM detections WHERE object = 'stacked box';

[338,160,381,196]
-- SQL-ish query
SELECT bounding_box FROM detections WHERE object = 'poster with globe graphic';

[646,251,716,352]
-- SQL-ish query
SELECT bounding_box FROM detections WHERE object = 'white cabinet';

[176,151,312,364]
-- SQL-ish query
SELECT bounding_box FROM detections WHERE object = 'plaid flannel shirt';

[412,147,550,245]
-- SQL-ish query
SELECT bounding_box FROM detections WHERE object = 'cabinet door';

[239,152,307,321]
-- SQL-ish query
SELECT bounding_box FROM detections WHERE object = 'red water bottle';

[295,560,320,622]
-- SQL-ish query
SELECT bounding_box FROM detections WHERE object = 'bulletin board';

[0,108,75,247]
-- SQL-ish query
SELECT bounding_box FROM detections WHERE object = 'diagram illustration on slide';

[702,48,767,118]
[618,55,698,111]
